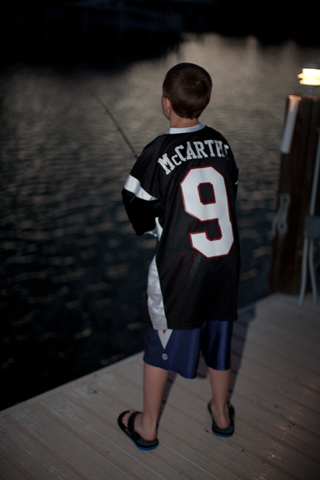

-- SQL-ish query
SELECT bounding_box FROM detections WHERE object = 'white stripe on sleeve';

[124,175,157,201]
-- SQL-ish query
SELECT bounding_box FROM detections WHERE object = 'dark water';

[1,32,319,409]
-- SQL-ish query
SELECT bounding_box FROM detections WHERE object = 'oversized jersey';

[122,124,240,330]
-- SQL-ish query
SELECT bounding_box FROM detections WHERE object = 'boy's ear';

[162,96,171,109]
[162,96,172,119]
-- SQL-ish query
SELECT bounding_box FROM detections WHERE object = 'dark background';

[1,0,319,411]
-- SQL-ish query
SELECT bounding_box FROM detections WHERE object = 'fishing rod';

[89,90,139,159]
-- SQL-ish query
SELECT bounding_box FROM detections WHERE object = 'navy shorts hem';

[143,358,198,379]
[143,320,233,379]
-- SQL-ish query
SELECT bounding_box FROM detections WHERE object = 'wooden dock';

[1,293,319,479]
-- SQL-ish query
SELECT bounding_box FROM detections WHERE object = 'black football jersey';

[122,124,240,330]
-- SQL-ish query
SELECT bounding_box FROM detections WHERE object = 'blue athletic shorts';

[143,320,233,379]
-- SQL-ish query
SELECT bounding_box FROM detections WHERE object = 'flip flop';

[207,403,235,437]
[117,411,159,450]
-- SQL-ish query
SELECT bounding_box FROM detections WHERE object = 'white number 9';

[180,166,234,258]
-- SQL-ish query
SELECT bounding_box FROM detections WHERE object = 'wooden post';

[269,94,320,295]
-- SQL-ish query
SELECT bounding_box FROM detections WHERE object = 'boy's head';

[162,63,212,120]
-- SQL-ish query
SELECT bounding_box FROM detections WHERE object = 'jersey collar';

[165,123,205,135]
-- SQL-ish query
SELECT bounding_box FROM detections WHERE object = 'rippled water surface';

[1,33,319,408]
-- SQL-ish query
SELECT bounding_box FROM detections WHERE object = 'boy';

[118,63,240,450]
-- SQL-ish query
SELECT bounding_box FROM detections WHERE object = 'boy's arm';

[122,175,161,236]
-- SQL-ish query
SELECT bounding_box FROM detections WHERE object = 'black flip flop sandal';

[117,411,159,450]
[207,403,235,437]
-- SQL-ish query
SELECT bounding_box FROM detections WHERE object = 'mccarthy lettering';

[158,139,230,175]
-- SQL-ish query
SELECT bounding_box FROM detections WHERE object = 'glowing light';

[298,68,320,86]
[297,61,320,96]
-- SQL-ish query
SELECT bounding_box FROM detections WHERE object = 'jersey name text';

[158,139,230,175]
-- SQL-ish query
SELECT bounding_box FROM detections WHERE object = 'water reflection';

[1,33,319,408]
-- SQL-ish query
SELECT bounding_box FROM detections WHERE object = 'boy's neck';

[169,117,200,129]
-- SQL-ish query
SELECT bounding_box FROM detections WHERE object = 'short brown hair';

[162,63,212,119]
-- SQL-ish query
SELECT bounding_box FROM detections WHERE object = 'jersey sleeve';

[220,132,239,199]
[122,138,163,236]
[232,157,239,199]
[122,177,161,235]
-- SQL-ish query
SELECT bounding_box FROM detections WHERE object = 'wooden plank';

[257,294,320,325]
[0,418,82,480]
[231,348,320,404]
[165,374,320,478]
[233,314,320,372]
[8,406,137,480]
[62,365,237,479]
[159,399,294,480]
[0,294,319,480]
[253,312,320,356]
[38,393,192,480]
[247,300,320,341]
[232,336,320,392]
[65,385,233,480]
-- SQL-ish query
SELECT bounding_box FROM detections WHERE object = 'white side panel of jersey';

[147,256,168,330]
[155,217,163,239]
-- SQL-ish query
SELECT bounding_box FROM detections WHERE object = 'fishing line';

[89,90,138,159]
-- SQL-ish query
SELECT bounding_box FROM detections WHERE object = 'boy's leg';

[122,362,169,441]
[208,367,231,429]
